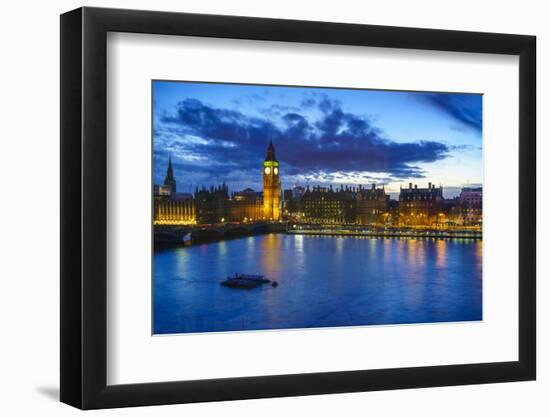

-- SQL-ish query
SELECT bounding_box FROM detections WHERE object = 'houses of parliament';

[154,139,482,227]
[154,140,281,225]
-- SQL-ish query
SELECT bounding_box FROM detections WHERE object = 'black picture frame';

[60,6,536,410]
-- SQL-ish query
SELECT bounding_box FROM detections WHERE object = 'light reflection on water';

[153,234,482,334]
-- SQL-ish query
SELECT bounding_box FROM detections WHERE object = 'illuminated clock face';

[264,167,271,175]
[273,167,279,175]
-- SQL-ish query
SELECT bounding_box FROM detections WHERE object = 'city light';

[153,143,482,239]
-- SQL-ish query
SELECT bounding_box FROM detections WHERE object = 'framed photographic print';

[60,7,536,409]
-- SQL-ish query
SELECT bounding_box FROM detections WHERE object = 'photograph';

[152,80,483,335]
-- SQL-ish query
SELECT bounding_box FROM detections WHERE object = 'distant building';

[282,189,294,212]
[398,182,444,226]
[460,187,483,205]
[153,140,283,225]
[356,184,389,225]
[152,144,480,229]
[459,187,483,226]
[292,185,305,200]
[153,159,195,225]
[388,199,400,225]
[156,185,173,197]
[283,184,306,215]
[443,197,461,227]
[194,184,230,224]
[230,188,264,222]
[301,185,356,224]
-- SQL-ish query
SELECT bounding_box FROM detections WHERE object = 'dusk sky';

[153,81,482,198]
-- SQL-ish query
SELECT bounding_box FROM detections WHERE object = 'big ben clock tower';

[263,140,281,220]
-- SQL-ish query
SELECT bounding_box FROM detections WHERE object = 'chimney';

[428,182,432,189]
[414,184,418,189]
[409,182,412,189]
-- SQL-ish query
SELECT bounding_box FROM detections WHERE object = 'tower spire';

[265,138,277,161]
[167,155,174,177]
[163,155,176,195]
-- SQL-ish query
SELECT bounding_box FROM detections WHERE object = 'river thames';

[153,234,482,334]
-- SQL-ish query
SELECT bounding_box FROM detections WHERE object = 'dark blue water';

[153,234,482,334]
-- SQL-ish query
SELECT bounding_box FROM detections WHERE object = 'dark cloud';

[300,97,316,108]
[259,103,302,117]
[318,97,340,114]
[155,97,451,188]
[421,93,482,133]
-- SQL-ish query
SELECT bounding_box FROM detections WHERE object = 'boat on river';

[221,273,272,289]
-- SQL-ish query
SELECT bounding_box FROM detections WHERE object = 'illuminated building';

[398,182,444,226]
[230,188,264,222]
[459,187,483,226]
[153,158,195,225]
[153,144,479,230]
[194,184,230,224]
[301,185,356,224]
[388,200,400,225]
[154,140,281,225]
[263,140,281,221]
[154,193,195,225]
[356,184,389,225]
[443,197,462,227]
